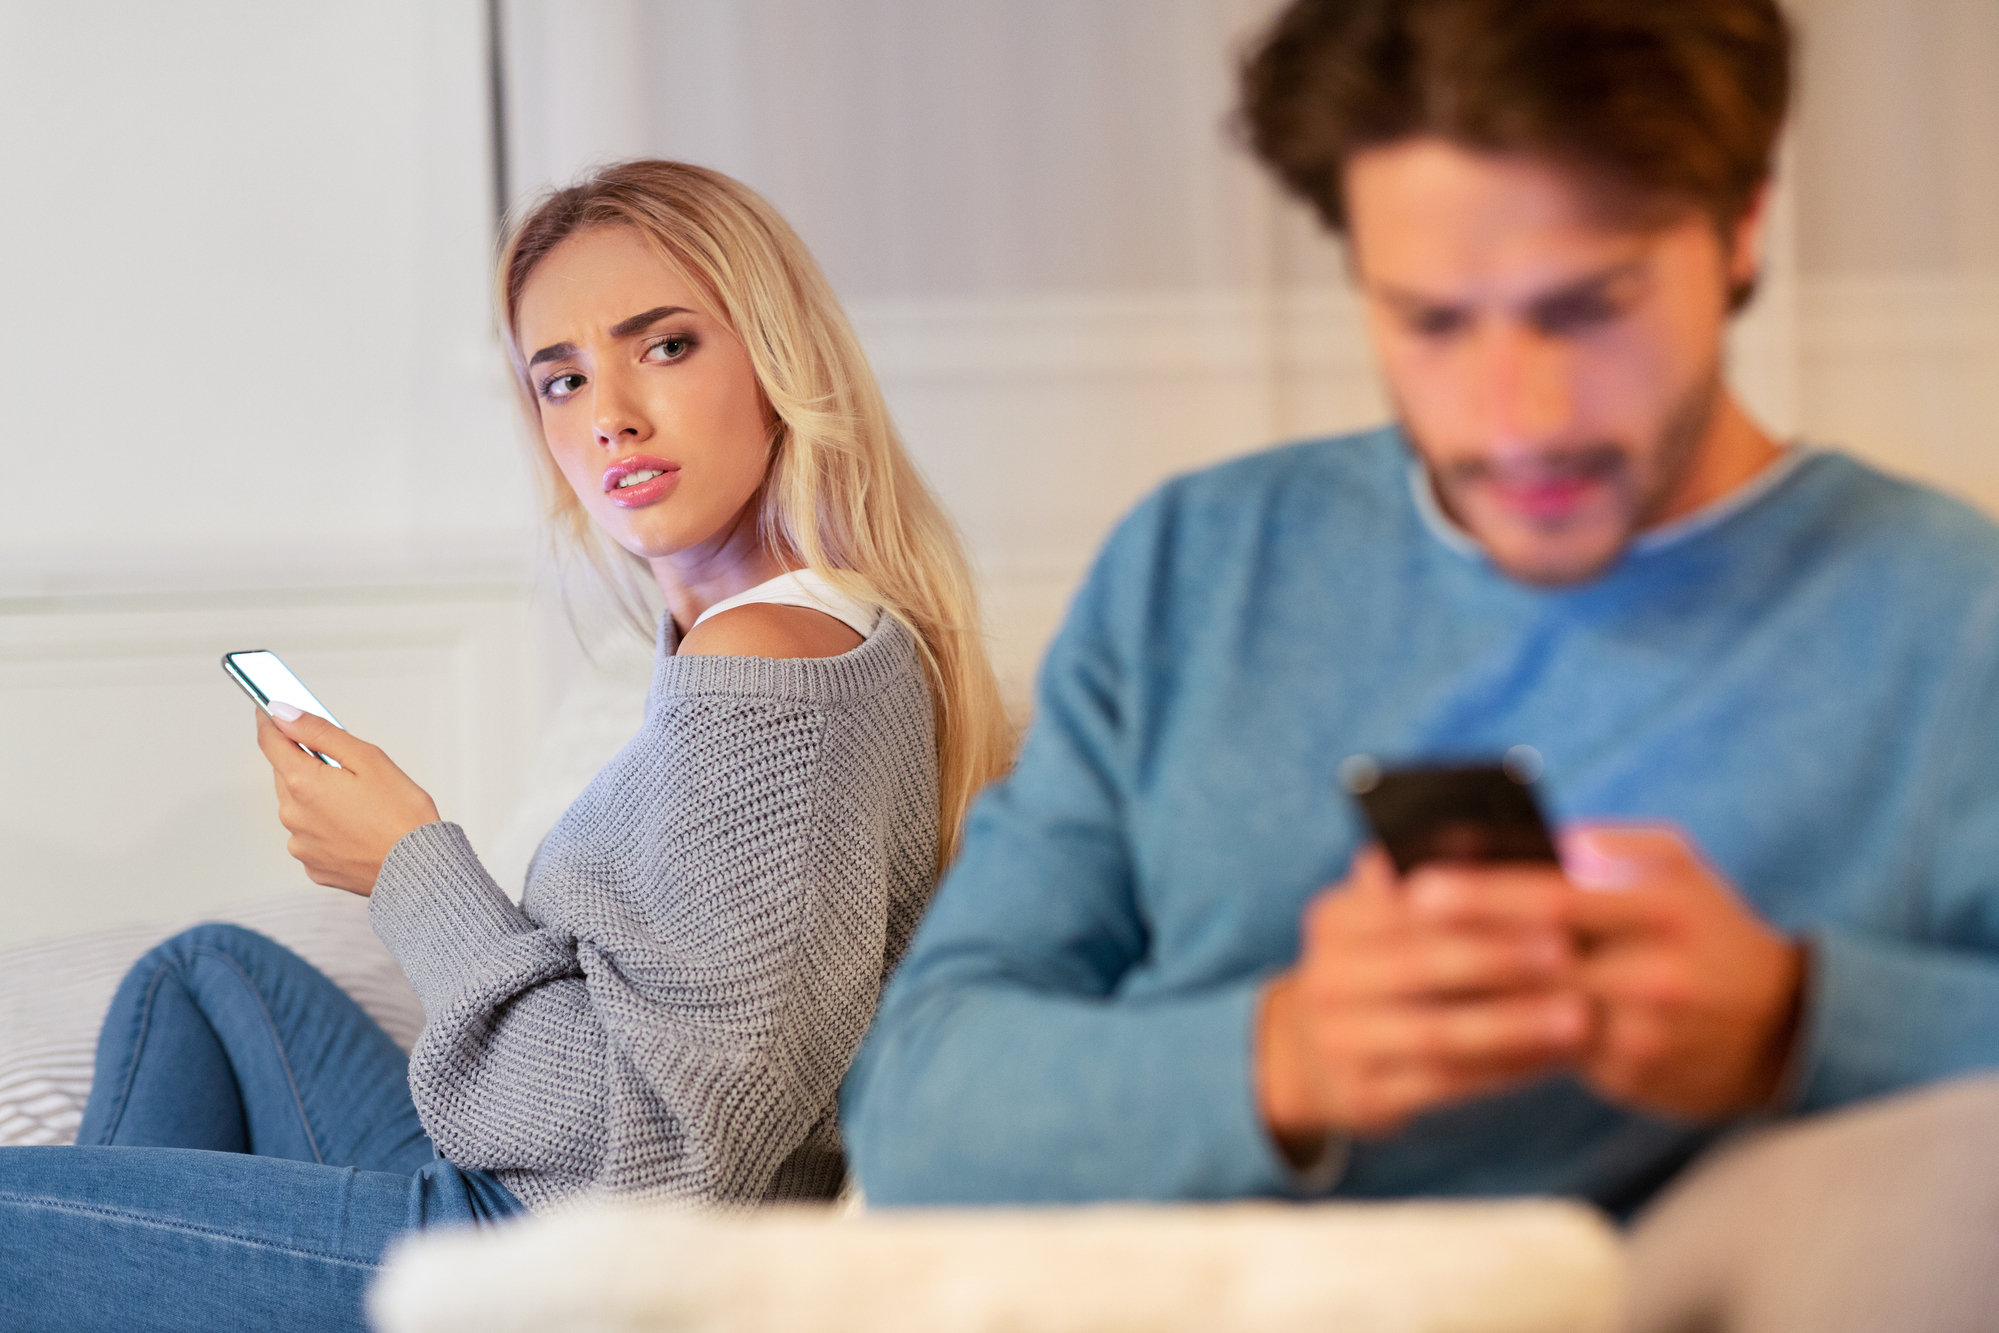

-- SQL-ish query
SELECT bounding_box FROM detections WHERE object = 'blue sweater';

[843,427,1999,1212]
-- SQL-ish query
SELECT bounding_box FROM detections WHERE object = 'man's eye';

[1532,295,1620,336]
[540,372,585,401]
[646,336,693,362]
[1406,309,1468,339]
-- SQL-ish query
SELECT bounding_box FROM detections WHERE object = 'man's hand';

[1257,846,1590,1147]
[1565,825,1805,1118]
[254,706,441,896]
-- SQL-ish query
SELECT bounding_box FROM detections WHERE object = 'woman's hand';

[254,706,442,896]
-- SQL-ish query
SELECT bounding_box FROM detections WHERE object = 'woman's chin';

[596,518,711,567]
[576,500,679,557]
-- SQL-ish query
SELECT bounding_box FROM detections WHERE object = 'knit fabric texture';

[369,613,939,1214]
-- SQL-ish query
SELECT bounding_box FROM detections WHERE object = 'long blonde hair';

[497,159,1012,864]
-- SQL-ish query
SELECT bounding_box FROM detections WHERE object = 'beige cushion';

[371,1199,1625,1333]
[1627,1074,1999,1333]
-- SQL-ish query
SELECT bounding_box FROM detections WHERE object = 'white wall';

[498,0,1999,705]
[498,0,1360,704]
[4,0,1996,947]
[1782,0,1999,511]
[0,1,529,572]
[0,2,560,946]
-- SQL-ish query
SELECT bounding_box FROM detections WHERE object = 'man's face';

[1346,139,1761,584]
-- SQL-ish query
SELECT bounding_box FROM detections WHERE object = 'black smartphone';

[222,650,345,767]
[1341,754,1558,875]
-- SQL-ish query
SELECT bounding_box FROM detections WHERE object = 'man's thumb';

[1561,823,1686,889]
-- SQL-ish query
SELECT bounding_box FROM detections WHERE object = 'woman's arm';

[366,622,932,1211]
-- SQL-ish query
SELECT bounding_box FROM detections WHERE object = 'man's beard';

[1403,360,1725,581]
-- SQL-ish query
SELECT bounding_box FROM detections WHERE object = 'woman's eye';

[541,372,585,401]
[646,336,693,363]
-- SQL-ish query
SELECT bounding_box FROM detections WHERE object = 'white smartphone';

[222,650,344,767]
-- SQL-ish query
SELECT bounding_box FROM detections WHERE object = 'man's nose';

[1469,323,1575,450]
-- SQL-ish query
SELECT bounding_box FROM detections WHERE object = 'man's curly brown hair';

[1239,0,1792,250]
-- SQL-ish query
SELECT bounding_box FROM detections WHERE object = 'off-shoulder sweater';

[369,613,939,1212]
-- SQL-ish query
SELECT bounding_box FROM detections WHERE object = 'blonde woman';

[0,160,1010,1332]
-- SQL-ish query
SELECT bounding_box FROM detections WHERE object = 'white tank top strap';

[689,569,881,640]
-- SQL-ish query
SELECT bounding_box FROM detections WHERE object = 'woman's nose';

[591,372,651,447]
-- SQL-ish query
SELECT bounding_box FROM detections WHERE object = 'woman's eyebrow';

[608,305,694,339]
[526,306,694,368]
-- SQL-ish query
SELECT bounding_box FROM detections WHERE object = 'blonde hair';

[497,160,1012,864]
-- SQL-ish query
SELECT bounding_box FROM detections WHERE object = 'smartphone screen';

[1343,757,1558,875]
[222,650,343,766]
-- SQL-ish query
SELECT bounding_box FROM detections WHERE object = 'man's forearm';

[844,977,1304,1204]
[1792,927,1999,1111]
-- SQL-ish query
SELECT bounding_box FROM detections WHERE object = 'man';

[842,0,1999,1230]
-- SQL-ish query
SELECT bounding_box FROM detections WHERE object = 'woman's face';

[514,225,773,567]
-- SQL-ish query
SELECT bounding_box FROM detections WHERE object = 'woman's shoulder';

[677,603,864,660]
[681,568,881,656]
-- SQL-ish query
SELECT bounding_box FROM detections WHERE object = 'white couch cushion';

[371,1199,1625,1333]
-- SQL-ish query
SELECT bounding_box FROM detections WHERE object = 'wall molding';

[850,284,1376,382]
[0,583,546,948]
[8,273,1994,942]
[849,272,1999,398]
[1796,273,1999,358]
[845,274,1999,712]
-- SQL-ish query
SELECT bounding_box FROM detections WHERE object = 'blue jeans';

[0,922,523,1331]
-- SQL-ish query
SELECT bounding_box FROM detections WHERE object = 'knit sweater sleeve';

[369,627,935,1213]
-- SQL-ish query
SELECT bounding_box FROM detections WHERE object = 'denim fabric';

[0,922,523,1331]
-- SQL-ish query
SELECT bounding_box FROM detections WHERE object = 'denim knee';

[80,924,290,1148]
[91,921,299,1107]
[143,921,292,973]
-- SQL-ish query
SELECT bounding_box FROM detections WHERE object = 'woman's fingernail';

[268,701,304,722]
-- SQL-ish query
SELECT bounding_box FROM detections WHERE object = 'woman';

[0,161,1011,1328]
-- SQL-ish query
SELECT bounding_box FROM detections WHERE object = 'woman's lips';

[602,455,681,509]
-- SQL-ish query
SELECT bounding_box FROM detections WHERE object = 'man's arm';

[843,493,1600,1201]
[842,505,1314,1204]
[1788,638,1999,1110]
[1564,606,1999,1120]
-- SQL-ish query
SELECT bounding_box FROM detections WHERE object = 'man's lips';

[602,455,680,509]
[1446,451,1626,525]
[1483,472,1606,522]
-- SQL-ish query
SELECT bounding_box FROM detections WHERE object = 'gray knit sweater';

[369,614,939,1213]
